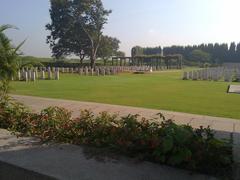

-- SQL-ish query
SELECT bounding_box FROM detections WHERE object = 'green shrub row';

[0,98,232,177]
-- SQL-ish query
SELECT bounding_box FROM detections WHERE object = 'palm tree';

[0,24,25,99]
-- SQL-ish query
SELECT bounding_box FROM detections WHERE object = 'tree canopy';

[132,42,240,64]
[189,49,211,63]
[115,51,125,57]
[97,35,121,64]
[46,0,112,68]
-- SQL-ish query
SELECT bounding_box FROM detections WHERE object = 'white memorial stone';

[90,68,94,76]
[55,70,60,80]
[18,71,21,81]
[24,71,28,82]
[48,70,52,80]
[79,68,83,75]
[96,68,99,76]
[228,85,240,94]
[85,67,88,75]
[31,71,36,81]
[182,72,188,80]
[193,71,197,80]
[41,71,45,80]
[188,71,193,80]
[28,70,32,80]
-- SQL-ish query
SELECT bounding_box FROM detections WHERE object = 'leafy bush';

[0,98,233,177]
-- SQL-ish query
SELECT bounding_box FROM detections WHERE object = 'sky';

[0,0,240,57]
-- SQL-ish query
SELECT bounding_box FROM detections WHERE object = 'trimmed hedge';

[0,98,233,177]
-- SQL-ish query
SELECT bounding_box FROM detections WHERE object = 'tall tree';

[229,42,236,62]
[236,43,240,62]
[131,46,144,57]
[46,0,111,68]
[189,49,211,64]
[46,0,91,65]
[115,51,125,57]
[133,42,240,64]
[73,0,111,68]
[143,46,162,55]
[97,35,120,65]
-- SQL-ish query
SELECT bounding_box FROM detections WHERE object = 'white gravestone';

[24,71,28,82]
[183,72,188,80]
[41,71,45,80]
[55,70,59,80]
[31,71,36,81]
[48,70,52,80]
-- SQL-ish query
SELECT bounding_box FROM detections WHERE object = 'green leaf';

[174,127,193,144]
[162,136,173,153]
[168,148,192,165]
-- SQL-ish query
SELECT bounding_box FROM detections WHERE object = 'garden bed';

[0,97,233,178]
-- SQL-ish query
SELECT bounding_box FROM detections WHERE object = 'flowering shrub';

[0,98,232,177]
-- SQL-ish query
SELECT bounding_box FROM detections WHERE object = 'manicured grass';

[11,70,240,119]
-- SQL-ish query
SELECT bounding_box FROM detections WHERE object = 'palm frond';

[13,39,26,54]
[0,24,18,33]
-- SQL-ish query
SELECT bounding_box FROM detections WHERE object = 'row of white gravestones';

[19,66,157,79]
[235,69,240,81]
[16,69,59,82]
[39,66,155,75]
[58,67,120,76]
[183,67,240,82]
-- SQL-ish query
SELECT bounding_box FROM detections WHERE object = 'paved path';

[11,95,240,164]
[11,94,240,133]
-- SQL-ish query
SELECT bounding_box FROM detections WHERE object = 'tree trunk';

[79,53,85,68]
[90,53,96,69]
[79,59,83,68]
[90,58,96,69]
[90,46,99,69]
[104,58,107,66]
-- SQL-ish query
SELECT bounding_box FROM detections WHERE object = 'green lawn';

[11,70,240,119]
